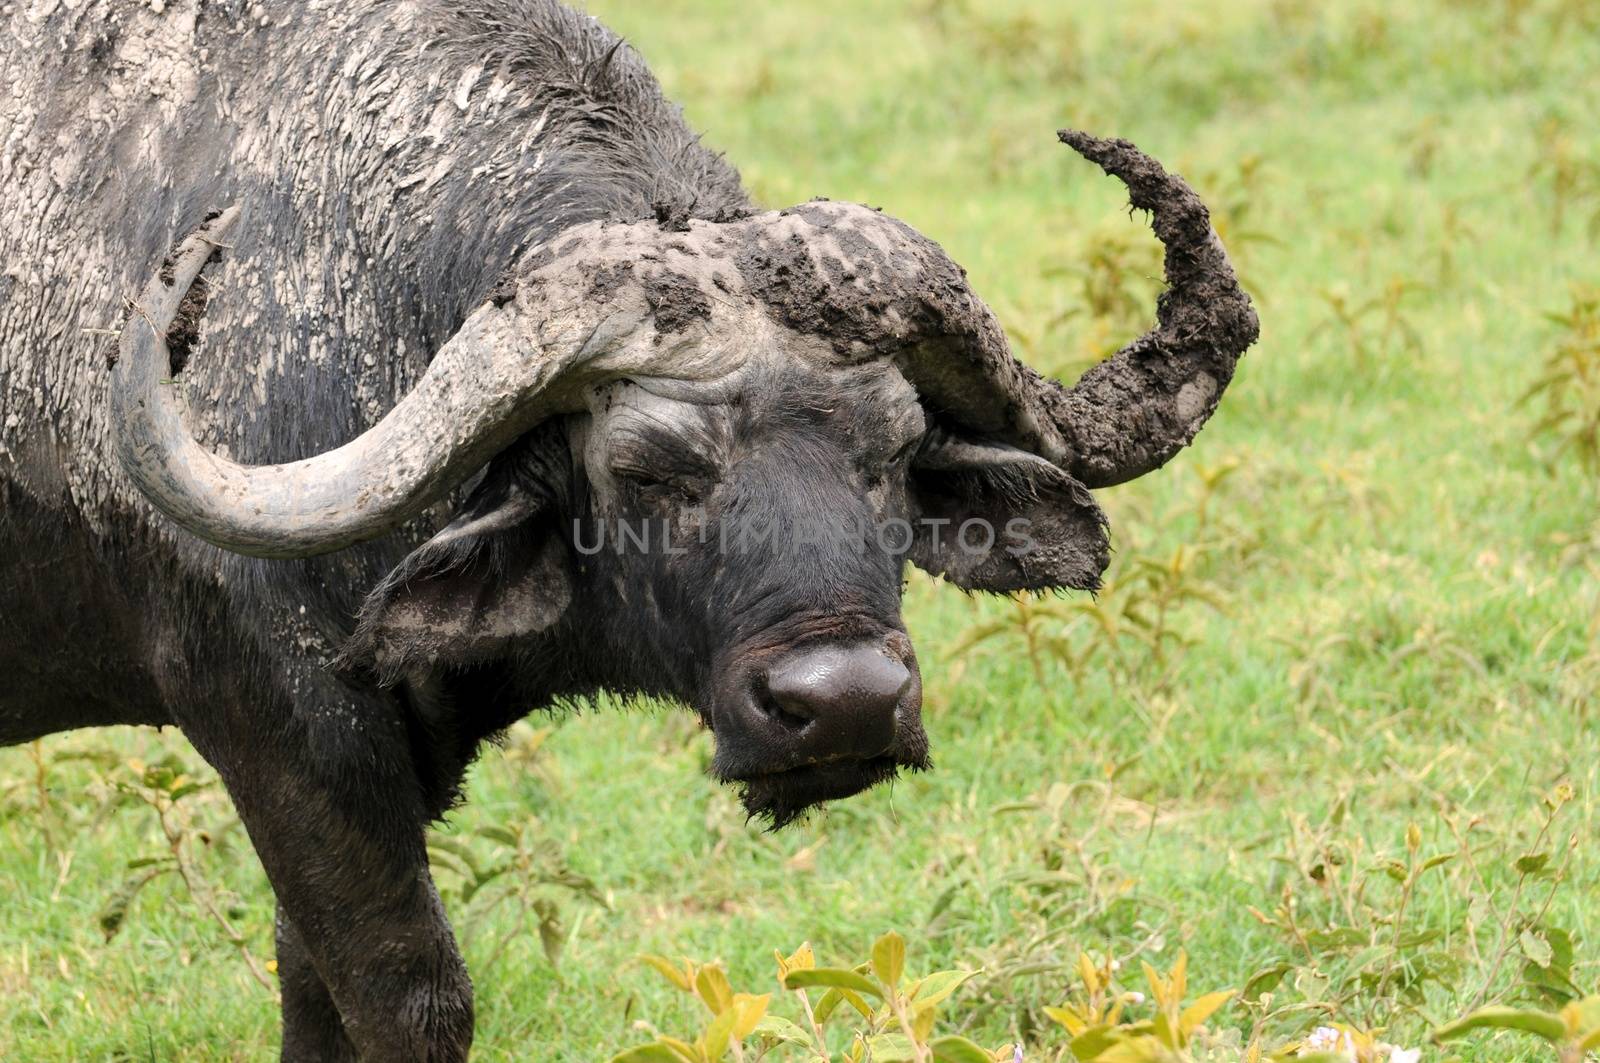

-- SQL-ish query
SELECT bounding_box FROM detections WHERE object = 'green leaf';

[929,1036,996,1063]
[97,864,174,942]
[609,1043,698,1063]
[1545,926,1577,972]
[1432,1006,1568,1043]
[533,898,566,968]
[1521,959,1581,1005]
[813,984,873,1023]
[701,1007,736,1060]
[427,835,486,880]
[1070,1025,1128,1060]
[1396,929,1443,949]
[812,987,843,1023]
[865,1033,918,1062]
[1241,964,1291,1002]
[910,969,978,1008]
[458,863,511,904]
[638,954,693,992]
[1515,852,1551,875]
[1150,1009,1177,1050]
[657,1037,701,1061]
[1520,929,1554,969]
[474,824,521,847]
[872,931,906,988]
[1179,990,1236,1034]
[751,1015,812,1047]
[695,965,734,1014]
[1095,1035,1173,1062]
[783,967,883,998]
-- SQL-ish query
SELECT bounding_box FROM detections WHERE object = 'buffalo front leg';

[185,714,475,1061]
[277,905,359,1062]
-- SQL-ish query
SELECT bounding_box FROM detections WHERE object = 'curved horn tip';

[1055,129,1203,216]
[1037,130,1259,487]
[1056,128,1123,158]
[1057,128,1142,171]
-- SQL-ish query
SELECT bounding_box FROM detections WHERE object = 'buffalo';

[0,0,1256,1058]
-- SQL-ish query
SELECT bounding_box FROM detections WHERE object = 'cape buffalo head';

[112,133,1257,825]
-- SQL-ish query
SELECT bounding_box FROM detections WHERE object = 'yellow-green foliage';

[1524,286,1600,478]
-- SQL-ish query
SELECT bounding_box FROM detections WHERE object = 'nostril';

[754,676,814,732]
[762,644,910,752]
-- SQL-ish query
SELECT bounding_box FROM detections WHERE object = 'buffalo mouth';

[727,750,929,829]
[704,632,931,827]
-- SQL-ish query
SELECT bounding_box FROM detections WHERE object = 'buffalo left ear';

[339,446,573,685]
[907,433,1109,593]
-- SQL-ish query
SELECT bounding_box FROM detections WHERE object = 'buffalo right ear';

[339,443,573,685]
[907,432,1109,594]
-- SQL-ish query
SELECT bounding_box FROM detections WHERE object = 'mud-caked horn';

[110,209,759,558]
[1030,131,1260,487]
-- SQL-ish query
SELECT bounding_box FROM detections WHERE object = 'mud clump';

[643,269,711,339]
[653,196,693,233]
[734,203,968,363]
[166,268,214,376]
[587,261,634,304]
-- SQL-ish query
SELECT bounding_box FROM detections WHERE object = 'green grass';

[5,0,1600,1058]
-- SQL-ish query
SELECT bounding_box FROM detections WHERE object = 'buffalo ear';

[339,449,573,685]
[907,434,1109,593]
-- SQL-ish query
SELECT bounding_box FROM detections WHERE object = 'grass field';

[5,0,1600,1059]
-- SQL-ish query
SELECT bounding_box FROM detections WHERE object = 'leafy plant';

[1245,806,1461,1027]
[1040,951,1238,1061]
[428,814,607,971]
[999,949,1422,1061]
[1232,781,1582,1055]
[615,934,1012,1062]
[1309,279,1427,368]
[1525,113,1600,239]
[1523,285,1600,478]
[103,752,272,991]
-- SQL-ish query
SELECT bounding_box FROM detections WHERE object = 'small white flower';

[1383,1047,1421,1063]
[1125,991,1146,1005]
[1298,1027,1357,1059]
[1301,1027,1341,1052]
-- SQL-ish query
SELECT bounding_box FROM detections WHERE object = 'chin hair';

[734,756,928,831]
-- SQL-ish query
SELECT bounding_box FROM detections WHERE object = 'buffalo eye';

[862,431,925,489]
[893,434,926,466]
[612,463,706,506]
